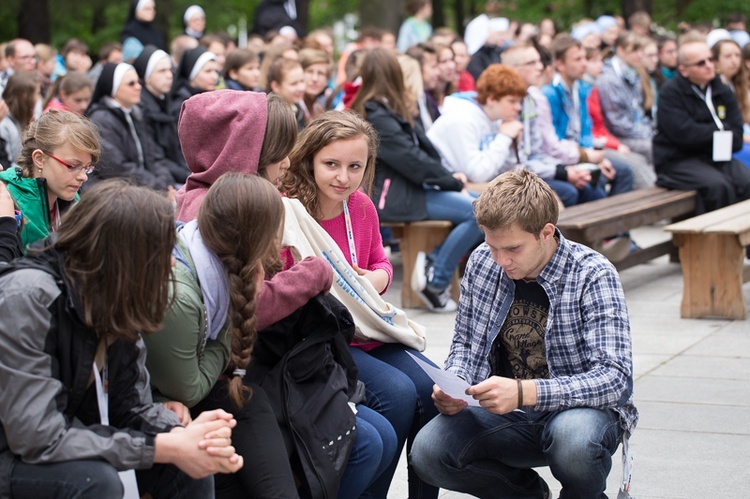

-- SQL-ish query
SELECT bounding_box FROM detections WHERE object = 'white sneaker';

[411,251,428,294]
[411,252,458,313]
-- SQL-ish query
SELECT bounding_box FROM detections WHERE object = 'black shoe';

[418,284,458,313]
[411,252,457,312]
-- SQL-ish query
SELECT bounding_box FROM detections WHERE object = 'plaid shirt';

[445,231,638,433]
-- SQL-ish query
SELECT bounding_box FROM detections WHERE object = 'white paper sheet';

[407,352,480,406]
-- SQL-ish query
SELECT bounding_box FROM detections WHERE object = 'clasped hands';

[156,407,244,478]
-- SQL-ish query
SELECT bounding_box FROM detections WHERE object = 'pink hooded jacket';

[175,90,268,222]
[174,89,333,329]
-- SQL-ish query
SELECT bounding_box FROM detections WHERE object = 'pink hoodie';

[173,89,333,329]
[175,90,268,222]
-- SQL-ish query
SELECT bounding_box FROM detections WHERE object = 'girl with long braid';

[144,173,298,498]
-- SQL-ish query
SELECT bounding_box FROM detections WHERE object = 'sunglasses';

[684,57,714,68]
[44,151,95,175]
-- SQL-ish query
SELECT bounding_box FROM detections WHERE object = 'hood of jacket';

[175,90,268,222]
[441,91,490,121]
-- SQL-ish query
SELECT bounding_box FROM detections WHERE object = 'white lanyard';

[692,85,724,131]
[522,96,531,157]
[342,198,357,267]
[92,343,141,499]
[618,433,635,498]
[93,355,109,425]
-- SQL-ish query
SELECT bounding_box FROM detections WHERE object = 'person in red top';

[282,110,441,499]
[452,39,476,91]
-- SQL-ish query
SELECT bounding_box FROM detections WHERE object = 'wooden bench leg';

[674,233,747,320]
[399,224,460,309]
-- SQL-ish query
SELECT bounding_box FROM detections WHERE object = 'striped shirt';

[445,230,638,433]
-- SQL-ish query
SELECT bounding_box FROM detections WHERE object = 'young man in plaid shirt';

[412,169,637,498]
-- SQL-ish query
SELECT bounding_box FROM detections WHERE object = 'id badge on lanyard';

[93,352,140,499]
[693,85,733,161]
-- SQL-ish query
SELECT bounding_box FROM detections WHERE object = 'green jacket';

[0,167,76,250]
[143,235,231,407]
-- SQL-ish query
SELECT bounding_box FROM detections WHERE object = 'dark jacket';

[140,88,189,184]
[0,217,21,263]
[250,293,362,499]
[168,84,202,122]
[0,247,180,499]
[252,0,305,38]
[467,44,503,81]
[654,74,743,170]
[364,99,463,222]
[86,98,174,190]
[120,0,165,49]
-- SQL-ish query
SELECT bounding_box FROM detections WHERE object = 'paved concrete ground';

[382,223,750,498]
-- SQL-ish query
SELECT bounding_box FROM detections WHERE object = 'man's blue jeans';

[411,406,623,499]
[10,460,213,499]
[423,190,484,291]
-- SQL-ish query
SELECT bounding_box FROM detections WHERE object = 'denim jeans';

[543,178,605,207]
[411,406,623,499]
[602,156,634,196]
[337,405,397,499]
[350,344,441,499]
[10,459,213,499]
[423,189,484,290]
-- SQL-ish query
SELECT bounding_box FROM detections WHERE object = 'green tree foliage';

[2,0,750,53]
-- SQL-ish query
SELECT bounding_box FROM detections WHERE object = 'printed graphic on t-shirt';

[499,280,550,380]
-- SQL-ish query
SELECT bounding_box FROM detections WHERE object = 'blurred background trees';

[1,0,748,53]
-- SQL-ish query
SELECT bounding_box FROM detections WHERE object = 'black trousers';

[191,381,299,499]
[657,157,750,214]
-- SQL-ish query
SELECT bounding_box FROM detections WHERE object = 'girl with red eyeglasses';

[0,110,100,250]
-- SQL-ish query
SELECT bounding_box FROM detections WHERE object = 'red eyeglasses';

[44,151,95,175]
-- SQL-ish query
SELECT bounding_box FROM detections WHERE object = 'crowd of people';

[0,0,749,497]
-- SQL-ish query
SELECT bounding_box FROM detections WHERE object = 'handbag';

[282,197,427,351]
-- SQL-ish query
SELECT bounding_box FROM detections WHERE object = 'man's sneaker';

[411,251,457,312]
[411,251,429,295]
[417,284,458,313]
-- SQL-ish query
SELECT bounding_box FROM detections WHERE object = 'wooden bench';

[383,221,461,309]
[557,187,697,271]
[665,199,750,320]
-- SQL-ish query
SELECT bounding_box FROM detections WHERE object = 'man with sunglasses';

[654,40,750,214]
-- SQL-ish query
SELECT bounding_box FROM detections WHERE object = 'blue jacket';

[542,77,594,148]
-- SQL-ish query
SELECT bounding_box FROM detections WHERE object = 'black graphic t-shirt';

[490,278,550,380]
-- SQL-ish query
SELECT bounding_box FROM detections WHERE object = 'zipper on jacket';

[378,178,391,211]
[36,177,51,229]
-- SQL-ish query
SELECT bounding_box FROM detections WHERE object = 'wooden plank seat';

[382,221,461,309]
[557,187,697,271]
[665,199,750,320]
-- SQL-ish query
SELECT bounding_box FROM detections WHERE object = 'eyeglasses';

[684,57,714,68]
[44,151,95,175]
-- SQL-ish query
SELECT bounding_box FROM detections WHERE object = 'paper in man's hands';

[407,352,480,406]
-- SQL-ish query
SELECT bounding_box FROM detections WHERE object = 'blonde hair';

[474,169,559,235]
[397,54,421,119]
[18,110,101,177]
